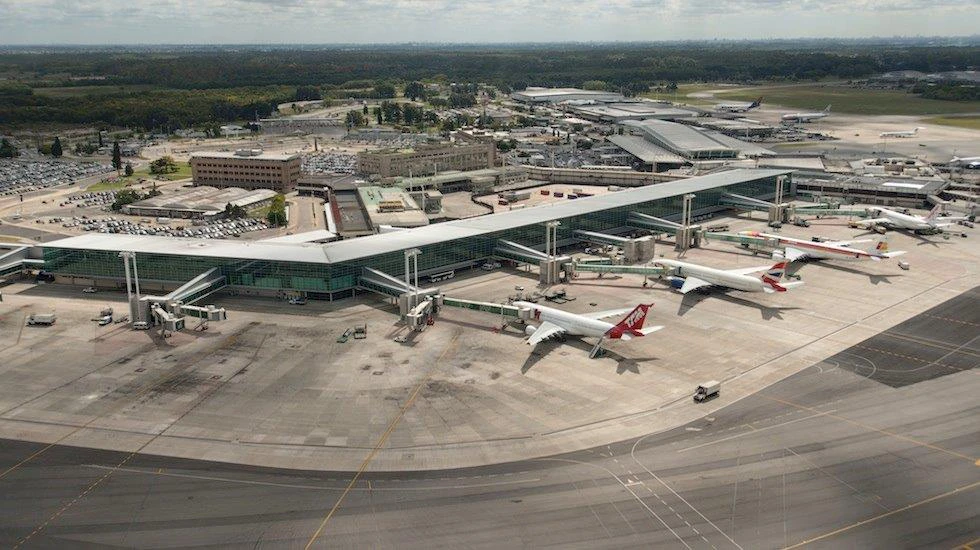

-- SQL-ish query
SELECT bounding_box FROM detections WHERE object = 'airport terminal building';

[37,169,790,301]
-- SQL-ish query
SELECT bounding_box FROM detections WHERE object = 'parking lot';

[0,159,112,197]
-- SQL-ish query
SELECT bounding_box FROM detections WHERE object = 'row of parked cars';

[64,215,271,239]
[60,190,117,208]
[0,159,112,196]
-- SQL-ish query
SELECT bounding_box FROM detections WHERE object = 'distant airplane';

[513,302,663,358]
[949,156,980,170]
[715,97,763,113]
[739,232,906,262]
[880,127,923,138]
[653,260,804,294]
[856,204,969,234]
[781,105,831,123]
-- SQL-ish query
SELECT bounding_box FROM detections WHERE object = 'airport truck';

[27,313,57,326]
[693,381,720,403]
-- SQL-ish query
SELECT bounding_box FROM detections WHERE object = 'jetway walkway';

[440,296,524,318]
[570,261,667,278]
[494,239,551,264]
[161,267,227,304]
[0,245,43,278]
[627,212,683,234]
[573,229,631,246]
[359,267,421,297]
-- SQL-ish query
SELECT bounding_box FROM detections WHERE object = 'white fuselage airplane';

[781,105,831,123]
[513,301,663,358]
[740,231,906,262]
[880,127,922,138]
[858,204,969,233]
[653,260,803,294]
[716,97,762,113]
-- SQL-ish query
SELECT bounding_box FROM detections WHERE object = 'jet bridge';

[161,267,227,304]
[569,261,667,283]
[628,212,701,250]
[359,267,439,317]
[573,230,656,263]
[495,239,572,285]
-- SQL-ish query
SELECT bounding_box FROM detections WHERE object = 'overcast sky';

[0,0,977,44]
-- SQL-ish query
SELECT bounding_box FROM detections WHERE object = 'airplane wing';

[581,307,633,320]
[728,264,779,276]
[831,239,872,247]
[679,276,713,294]
[526,321,566,346]
[782,246,809,262]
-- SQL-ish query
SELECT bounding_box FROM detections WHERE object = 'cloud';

[0,0,976,43]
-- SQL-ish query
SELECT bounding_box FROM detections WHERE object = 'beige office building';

[191,150,302,192]
[357,143,495,178]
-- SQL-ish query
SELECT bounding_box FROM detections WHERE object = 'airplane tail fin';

[824,104,832,113]
[925,203,943,221]
[760,261,789,292]
[863,236,907,260]
[607,304,655,338]
[750,97,763,108]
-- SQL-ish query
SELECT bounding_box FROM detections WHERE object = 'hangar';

[37,169,790,301]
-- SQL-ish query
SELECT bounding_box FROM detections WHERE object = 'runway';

[0,290,977,548]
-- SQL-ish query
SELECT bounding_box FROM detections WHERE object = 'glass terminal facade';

[41,172,784,300]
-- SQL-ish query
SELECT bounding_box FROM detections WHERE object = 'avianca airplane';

[781,105,831,123]
[715,97,763,113]
[740,231,906,262]
[654,259,804,294]
[857,204,969,233]
[513,302,663,358]
[880,127,923,138]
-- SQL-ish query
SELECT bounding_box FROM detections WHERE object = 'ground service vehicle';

[353,324,367,339]
[27,313,57,326]
[337,328,352,343]
[694,381,720,402]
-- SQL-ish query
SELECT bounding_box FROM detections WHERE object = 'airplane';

[879,127,923,138]
[855,204,969,234]
[738,231,906,262]
[653,259,804,294]
[715,97,763,113]
[513,301,663,359]
[949,156,980,170]
[781,105,831,123]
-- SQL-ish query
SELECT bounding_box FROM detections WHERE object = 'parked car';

[82,287,98,293]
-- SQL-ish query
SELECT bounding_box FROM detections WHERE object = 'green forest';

[1,43,977,131]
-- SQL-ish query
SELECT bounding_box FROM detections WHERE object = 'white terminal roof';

[45,169,790,265]
[607,135,687,164]
[624,119,735,156]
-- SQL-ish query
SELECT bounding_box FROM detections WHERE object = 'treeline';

[912,82,980,102]
[0,84,291,129]
[2,45,977,92]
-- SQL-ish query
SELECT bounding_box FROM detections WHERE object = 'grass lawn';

[924,116,980,131]
[716,84,980,116]
[642,83,720,105]
[85,161,191,191]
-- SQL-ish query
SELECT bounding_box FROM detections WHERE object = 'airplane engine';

[525,325,537,336]
[667,276,686,290]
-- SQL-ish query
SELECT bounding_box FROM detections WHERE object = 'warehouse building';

[190,150,302,192]
[357,143,495,178]
[622,120,740,160]
[37,169,790,300]
[511,87,625,104]
[568,102,698,123]
[121,187,278,220]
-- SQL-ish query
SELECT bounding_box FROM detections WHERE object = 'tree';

[582,80,610,91]
[362,104,368,116]
[374,107,382,125]
[404,81,426,101]
[374,82,396,99]
[111,188,145,211]
[224,202,248,219]
[294,85,321,101]
[124,163,134,177]
[266,194,287,226]
[345,110,366,128]
[111,141,122,172]
[149,156,178,174]
[50,137,63,158]
[97,131,104,147]
[0,138,18,158]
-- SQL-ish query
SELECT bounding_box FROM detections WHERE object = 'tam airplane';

[879,127,923,138]
[715,97,763,113]
[653,259,804,294]
[513,301,663,358]
[856,204,969,234]
[739,231,906,262]
[781,105,831,123]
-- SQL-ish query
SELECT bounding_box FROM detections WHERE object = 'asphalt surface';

[0,289,977,549]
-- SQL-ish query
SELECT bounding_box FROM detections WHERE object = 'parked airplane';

[856,204,969,234]
[739,231,906,262]
[653,259,803,294]
[880,127,923,138]
[715,97,763,113]
[949,156,980,170]
[781,105,831,123]
[513,301,663,358]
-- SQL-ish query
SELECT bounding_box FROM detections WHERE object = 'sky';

[0,0,977,45]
